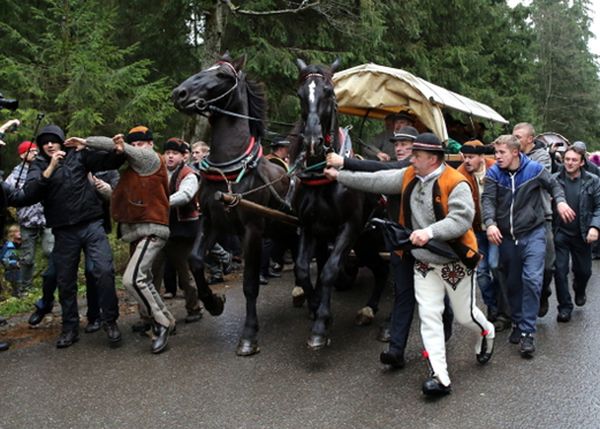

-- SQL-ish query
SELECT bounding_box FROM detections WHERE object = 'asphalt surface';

[2,264,600,429]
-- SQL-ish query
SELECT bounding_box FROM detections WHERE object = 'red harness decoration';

[301,177,334,186]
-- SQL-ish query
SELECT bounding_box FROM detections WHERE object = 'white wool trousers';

[413,260,494,387]
[123,236,176,328]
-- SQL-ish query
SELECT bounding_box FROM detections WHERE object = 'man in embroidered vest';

[66,126,176,354]
[457,140,509,328]
[482,134,574,358]
[325,132,495,397]
[152,138,202,323]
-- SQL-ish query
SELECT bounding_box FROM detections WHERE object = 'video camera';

[0,93,19,111]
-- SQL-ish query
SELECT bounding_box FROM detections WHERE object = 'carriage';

[331,63,510,162]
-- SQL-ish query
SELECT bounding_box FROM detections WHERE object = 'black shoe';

[422,377,451,396]
[476,331,495,365]
[487,307,499,322]
[104,322,122,343]
[259,275,269,285]
[28,307,50,326]
[268,268,282,278]
[509,326,521,344]
[185,311,203,323]
[380,350,405,369]
[538,294,549,317]
[151,324,173,354]
[204,293,226,316]
[131,320,152,334]
[56,330,79,349]
[376,326,391,343]
[575,291,587,307]
[493,315,511,332]
[84,319,102,334]
[208,275,225,285]
[519,333,535,358]
[0,341,9,352]
[557,309,572,323]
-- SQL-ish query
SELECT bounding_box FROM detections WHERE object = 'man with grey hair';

[325,132,495,397]
[482,135,574,358]
[512,122,555,318]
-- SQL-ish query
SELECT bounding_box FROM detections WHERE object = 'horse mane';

[243,73,267,139]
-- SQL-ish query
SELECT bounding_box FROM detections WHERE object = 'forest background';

[1,0,599,169]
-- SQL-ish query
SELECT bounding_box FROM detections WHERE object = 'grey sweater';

[337,164,474,264]
[86,136,169,242]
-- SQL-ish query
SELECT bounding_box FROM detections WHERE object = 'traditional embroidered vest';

[112,156,169,225]
[399,165,479,269]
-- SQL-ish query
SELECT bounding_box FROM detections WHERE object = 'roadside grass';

[0,231,128,318]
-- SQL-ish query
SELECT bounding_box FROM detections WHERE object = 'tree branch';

[221,0,320,16]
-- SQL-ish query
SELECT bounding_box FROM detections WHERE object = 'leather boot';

[151,323,172,354]
[56,330,79,349]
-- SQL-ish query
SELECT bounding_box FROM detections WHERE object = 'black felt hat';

[411,133,445,153]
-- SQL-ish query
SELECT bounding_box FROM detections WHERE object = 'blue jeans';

[500,225,546,334]
[475,231,499,310]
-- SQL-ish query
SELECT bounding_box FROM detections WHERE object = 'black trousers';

[52,220,118,331]
[554,230,592,312]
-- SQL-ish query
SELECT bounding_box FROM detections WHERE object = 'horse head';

[172,52,247,115]
[295,58,341,160]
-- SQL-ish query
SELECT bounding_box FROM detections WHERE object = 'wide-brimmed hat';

[389,126,418,142]
[385,112,415,123]
[270,136,291,148]
[411,133,445,153]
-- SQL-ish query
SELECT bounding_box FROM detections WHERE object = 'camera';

[0,92,19,111]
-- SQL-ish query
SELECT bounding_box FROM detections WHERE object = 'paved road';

[2,265,600,429]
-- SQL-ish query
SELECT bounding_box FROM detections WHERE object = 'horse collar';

[200,136,263,183]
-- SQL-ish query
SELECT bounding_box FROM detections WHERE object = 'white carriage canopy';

[333,63,509,142]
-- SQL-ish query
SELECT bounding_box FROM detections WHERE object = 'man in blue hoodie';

[482,134,574,358]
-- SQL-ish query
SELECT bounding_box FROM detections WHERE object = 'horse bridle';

[193,61,240,112]
[300,72,337,154]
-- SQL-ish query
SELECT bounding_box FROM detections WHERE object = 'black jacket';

[553,167,600,240]
[16,148,124,229]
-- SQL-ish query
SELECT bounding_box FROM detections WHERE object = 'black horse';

[172,53,289,356]
[290,59,389,349]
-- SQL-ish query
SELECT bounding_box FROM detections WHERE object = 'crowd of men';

[0,114,598,398]
[324,113,600,396]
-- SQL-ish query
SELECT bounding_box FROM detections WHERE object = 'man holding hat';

[5,141,54,296]
[13,124,122,348]
[325,132,495,396]
[152,137,202,323]
[369,112,416,161]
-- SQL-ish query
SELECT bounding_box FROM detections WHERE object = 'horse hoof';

[355,307,375,326]
[292,286,305,308]
[205,294,226,316]
[376,326,391,343]
[236,339,260,356]
[307,334,330,350]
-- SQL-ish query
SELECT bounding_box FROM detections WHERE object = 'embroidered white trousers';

[413,260,494,387]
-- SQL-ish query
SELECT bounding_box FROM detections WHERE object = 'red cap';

[18,141,38,156]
